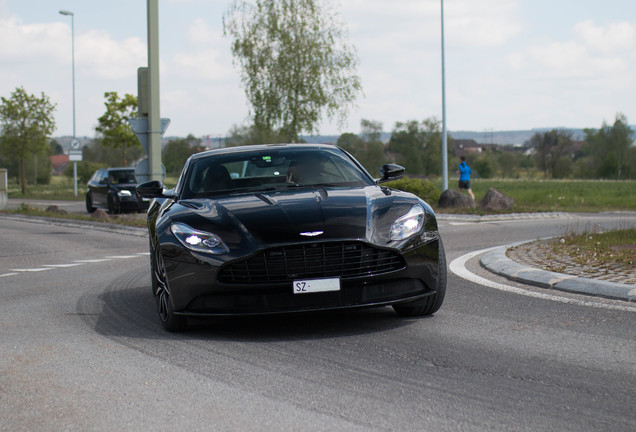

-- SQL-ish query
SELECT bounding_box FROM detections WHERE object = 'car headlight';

[171,222,229,255]
[117,190,132,197]
[390,205,426,241]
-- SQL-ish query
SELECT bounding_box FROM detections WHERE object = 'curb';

[480,240,636,302]
[436,212,574,222]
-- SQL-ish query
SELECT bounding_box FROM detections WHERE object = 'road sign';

[69,150,82,161]
[129,117,171,154]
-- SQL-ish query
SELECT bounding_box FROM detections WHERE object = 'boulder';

[438,189,475,209]
[91,208,109,219]
[480,187,514,210]
[45,205,68,215]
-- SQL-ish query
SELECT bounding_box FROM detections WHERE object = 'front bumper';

[162,239,441,316]
[118,195,151,211]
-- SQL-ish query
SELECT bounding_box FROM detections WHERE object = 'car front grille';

[218,241,405,284]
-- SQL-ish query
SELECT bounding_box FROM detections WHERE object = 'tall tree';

[49,139,64,155]
[162,135,205,175]
[0,87,56,194]
[582,113,634,179]
[225,123,288,147]
[360,119,383,143]
[530,129,573,178]
[224,0,362,142]
[95,92,140,166]
[337,119,386,175]
[388,118,445,176]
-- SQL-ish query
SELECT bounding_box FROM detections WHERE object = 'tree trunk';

[20,157,26,195]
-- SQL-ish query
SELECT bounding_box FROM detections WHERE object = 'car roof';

[188,143,340,161]
[107,167,134,171]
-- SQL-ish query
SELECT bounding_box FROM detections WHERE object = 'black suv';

[86,168,150,213]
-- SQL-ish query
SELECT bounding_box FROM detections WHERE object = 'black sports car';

[137,144,446,331]
[86,167,151,214]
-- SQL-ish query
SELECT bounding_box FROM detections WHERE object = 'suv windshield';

[181,147,373,199]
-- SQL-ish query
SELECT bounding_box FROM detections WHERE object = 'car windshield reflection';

[182,147,373,199]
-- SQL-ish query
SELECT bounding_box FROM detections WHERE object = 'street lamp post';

[59,9,78,197]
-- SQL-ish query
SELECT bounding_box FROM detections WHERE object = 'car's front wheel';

[107,194,120,214]
[151,243,188,332]
[393,238,447,317]
[85,193,96,213]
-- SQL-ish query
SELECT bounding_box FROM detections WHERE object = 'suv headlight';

[117,190,132,197]
[171,222,229,255]
[390,205,426,241]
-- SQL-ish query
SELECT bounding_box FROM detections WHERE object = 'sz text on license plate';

[293,278,340,294]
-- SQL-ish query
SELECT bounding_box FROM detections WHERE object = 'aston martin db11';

[137,144,446,331]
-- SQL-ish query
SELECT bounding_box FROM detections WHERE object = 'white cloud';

[187,17,224,45]
[446,0,522,48]
[163,18,233,80]
[573,20,636,54]
[77,30,146,80]
[0,16,67,64]
[508,20,631,84]
[343,0,521,50]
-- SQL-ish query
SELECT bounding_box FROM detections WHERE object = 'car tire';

[107,194,120,214]
[151,243,188,332]
[85,193,96,213]
[393,238,447,317]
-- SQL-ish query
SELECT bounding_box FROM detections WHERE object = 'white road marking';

[74,259,112,263]
[448,219,550,226]
[11,267,54,272]
[2,253,147,279]
[449,247,636,313]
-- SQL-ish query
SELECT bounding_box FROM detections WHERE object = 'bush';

[64,161,107,185]
[385,176,441,204]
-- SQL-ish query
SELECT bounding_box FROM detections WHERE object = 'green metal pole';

[147,0,162,181]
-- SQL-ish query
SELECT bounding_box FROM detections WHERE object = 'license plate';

[293,278,340,294]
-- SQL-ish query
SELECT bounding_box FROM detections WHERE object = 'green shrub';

[385,176,441,204]
[64,161,107,185]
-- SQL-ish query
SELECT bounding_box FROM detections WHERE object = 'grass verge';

[432,179,636,213]
[3,205,148,228]
[552,227,636,268]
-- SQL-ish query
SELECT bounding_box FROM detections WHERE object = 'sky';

[1,0,634,139]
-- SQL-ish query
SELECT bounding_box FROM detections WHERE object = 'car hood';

[111,184,138,192]
[169,186,425,248]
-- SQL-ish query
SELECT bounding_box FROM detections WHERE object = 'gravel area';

[507,239,636,285]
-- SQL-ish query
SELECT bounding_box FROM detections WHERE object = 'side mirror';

[136,180,167,198]
[377,164,405,183]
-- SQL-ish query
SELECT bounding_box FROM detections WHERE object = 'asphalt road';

[0,212,634,431]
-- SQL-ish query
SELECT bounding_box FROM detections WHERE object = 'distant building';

[50,154,69,175]
[453,139,498,158]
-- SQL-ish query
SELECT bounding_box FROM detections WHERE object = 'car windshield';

[181,147,373,199]
[109,170,136,184]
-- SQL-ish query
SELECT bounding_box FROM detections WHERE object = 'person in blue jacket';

[457,156,475,200]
